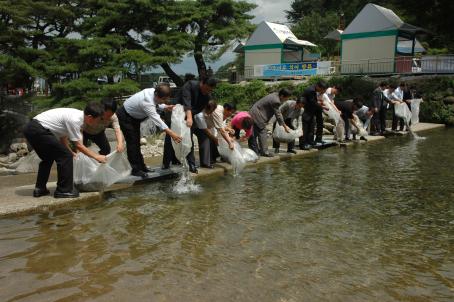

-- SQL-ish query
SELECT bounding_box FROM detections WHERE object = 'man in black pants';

[300,81,328,150]
[82,98,125,155]
[23,102,107,198]
[371,81,387,135]
[117,84,182,178]
[165,77,218,173]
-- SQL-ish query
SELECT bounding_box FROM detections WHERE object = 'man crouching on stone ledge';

[23,102,107,198]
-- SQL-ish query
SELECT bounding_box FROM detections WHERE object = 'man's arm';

[74,140,107,163]
[114,127,125,152]
[164,128,182,143]
[60,136,77,157]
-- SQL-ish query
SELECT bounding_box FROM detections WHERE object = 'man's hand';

[171,133,182,143]
[116,141,125,153]
[284,124,290,133]
[95,154,107,163]
[164,105,175,112]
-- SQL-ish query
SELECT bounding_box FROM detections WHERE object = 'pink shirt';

[231,111,253,138]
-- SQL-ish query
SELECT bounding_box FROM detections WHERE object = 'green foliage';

[290,11,339,58]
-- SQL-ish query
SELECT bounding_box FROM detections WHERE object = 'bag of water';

[74,151,131,192]
[273,124,303,143]
[394,103,412,124]
[411,98,423,125]
[171,104,192,164]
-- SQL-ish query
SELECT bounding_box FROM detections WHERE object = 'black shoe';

[261,152,274,158]
[161,165,170,170]
[54,189,79,199]
[172,160,182,166]
[132,170,148,179]
[33,187,50,198]
[188,164,198,174]
[201,164,214,169]
[287,149,297,154]
[274,148,280,154]
[360,136,368,141]
[143,167,155,173]
[301,144,312,150]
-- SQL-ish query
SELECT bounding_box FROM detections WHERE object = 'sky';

[160,0,293,75]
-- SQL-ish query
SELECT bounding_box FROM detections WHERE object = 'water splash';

[172,162,201,194]
[405,121,426,140]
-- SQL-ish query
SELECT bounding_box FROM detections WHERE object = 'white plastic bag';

[322,94,341,125]
[217,139,246,175]
[74,151,131,191]
[352,115,368,137]
[394,102,412,124]
[241,148,259,163]
[411,98,423,125]
[171,104,192,163]
[273,124,303,143]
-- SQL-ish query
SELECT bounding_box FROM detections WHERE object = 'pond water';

[0,129,453,302]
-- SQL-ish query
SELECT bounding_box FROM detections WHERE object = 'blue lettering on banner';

[262,62,318,77]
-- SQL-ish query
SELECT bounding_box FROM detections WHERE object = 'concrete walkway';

[0,123,445,217]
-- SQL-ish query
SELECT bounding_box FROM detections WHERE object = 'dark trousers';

[302,111,315,145]
[210,138,220,164]
[273,118,295,151]
[379,106,387,133]
[391,105,404,131]
[83,131,111,155]
[371,110,381,134]
[248,123,268,155]
[187,127,211,167]
[342,114,350,139]
[314,109,324,142]
[23,119,73,192]
[117,107,146,173]
[162,120,181,168]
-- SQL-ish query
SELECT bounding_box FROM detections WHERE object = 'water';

[1,128,453,301]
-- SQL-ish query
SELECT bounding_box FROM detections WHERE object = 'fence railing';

[237,55,454,81]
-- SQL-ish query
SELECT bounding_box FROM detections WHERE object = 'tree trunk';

[160,63,184,87]
[194,45,207,80]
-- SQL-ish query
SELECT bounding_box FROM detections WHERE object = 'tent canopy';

[343,3,426,37]
[244,21,316,48]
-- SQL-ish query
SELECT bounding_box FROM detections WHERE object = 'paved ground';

[0,123,445,217]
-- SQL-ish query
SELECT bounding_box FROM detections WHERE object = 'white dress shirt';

[123,88,168,130]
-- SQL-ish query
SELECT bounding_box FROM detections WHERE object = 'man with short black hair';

[117,84,182,178]
[248,88,291,157]
[300,81,328,150]
[23,102,107,198]
[83,98,124,155]
[177,77,219,173]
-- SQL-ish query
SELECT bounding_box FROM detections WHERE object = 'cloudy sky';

[164,0,293,74]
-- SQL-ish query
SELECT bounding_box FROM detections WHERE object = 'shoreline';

[0,123,445,217]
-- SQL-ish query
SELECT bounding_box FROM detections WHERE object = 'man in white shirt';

[391,82,406,131]
[195,102,236,167]
[117,84,182,178]
[82,98,124,155]
[23,102,107,198]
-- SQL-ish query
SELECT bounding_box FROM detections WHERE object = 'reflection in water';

[0,128,453,302]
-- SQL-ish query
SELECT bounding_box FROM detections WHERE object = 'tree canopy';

[0,0,256,108]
